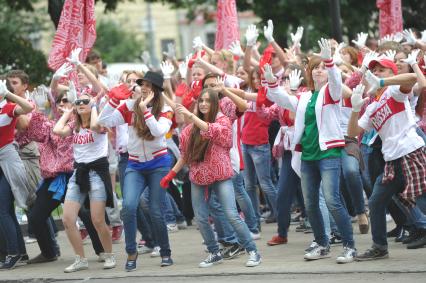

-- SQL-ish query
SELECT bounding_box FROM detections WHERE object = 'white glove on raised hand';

[384,50,396,61]
[66,48,82,66]
[162,43,176,60]
[351,84,367,112]
[229,41,244,57]
[67,81,78,104]
[289,69,303,91]
[402,49,420,66]
[141,51,151,66]
[263,19,275,43]
[32,86,49,110]
[193,36,204,51]
[178,62,188,79]
[318,38,332,60]
[245,24,259,47]
[290,26,304,47]
[361,51,379,73]
[333,42,346,65]
[352,32,368,48]
[0,80,11,99]
[160,61,175,79]
[379,34,393,45]
[263,64,277,84]
[365,70,381,95]
[393,32,404,43]
[402,29,417,46]
[53,63,73,81]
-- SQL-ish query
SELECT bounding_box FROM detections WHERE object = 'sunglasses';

[56,97,69,104]
[74,99,90,106]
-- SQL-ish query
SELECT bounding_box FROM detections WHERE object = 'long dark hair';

[133,85,165,140]
[185,89,220,164]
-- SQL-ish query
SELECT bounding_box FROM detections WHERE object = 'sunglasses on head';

[56,97,69,104]
[74,99,90,106]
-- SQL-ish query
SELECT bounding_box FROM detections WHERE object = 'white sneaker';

[64,255,88,273]
[304,245,331,260]
[103,253,116,269]
[97,252,106,262]
[167,223,179,233]
[177,220,187,230]
[250,232,261,240]
[199,252,223,268]
[138,245,153,255]
[150,246,161,257]
[336,247,357,264]
[246,251,261,267]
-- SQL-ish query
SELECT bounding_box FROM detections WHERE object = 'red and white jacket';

[98,98,173,163]
[267,60,345,152]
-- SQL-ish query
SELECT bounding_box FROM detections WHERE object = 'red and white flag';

[48,0,97,71]
[377,0,403,38]
[215,0,240,51]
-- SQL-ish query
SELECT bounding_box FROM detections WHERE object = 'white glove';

[178,62,188,79]
[402,29,417,46]
[333,42,345,65]
[352,32,368,48]
[141,51,151,66]
[318,38,332,60]
[289,69,302,91]
[229,41,244,57]
[393,32,404,43]
[379,34,393,45]
[160,61,174,79]
[360,51,379,73]
[421,30,426,43]
[193,36,204,51]
[263,19,274,43]
[162,43,176,59]
[31,86,49,110]
[402,49,420,66]
[0,80,11,99]
[66,48,82,66]
[53,63,73,81]
[67,81,78,104]
[290,26,304,47]
[351,84,367,112]
[245,24,259,47]
[365,70,381,95]
[263,64,277,84]
[384,50,396,61]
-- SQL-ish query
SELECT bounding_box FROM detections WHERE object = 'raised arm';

[0,80,33,115]
[53,108,73,137]
[318,38,342,102]
[263,20,287,68]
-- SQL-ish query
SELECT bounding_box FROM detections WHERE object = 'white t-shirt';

[73,128,108,163]
[358,85,424,161]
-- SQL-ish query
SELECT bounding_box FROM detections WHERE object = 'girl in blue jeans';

[98,71,174,270]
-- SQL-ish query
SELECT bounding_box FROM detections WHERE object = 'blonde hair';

[213,49,235,74]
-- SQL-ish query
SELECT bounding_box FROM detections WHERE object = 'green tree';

[93,19,144,63]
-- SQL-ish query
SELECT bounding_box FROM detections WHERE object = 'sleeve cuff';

[268,81,279,88]
[109,98,120,108]
[324,59,334,68]
[144,110,154,120]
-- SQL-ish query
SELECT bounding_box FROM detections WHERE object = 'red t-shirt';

[241,102,271,145]
[0,101,18,148]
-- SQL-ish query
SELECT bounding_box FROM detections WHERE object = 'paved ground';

[2,220,426,283]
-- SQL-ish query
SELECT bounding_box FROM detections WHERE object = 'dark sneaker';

[222,243,244,260]
[27,253,57,264]
[199,252,223,268]
[246,251,261,267]
[304,245,330,260]
[329,233,342,246]
[406,230,426,249]
[395,228,410,243]
[160,256,174,267]
[0,255,22,270]
[403,229,425,244]
[355,247,389,261]
[387,226,402,238]
[125,254,138,272]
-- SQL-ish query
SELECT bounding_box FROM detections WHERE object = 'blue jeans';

[192,179,256,253]
[360,144,373,197]
[341,149,366,215]
[232,171,259,234]
[141,189,184,225]
[319,187,331,238]
[301,157,354,248]
[276,151,301,238]
[121,166,171,256]
[0,171,26,255]
[208,193,237,244]
[242,143,278,221]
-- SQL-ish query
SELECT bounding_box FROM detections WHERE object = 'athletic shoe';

[304,245,331,260]
[267,235,288,246]
[177,220,188,230]
[25,237,37,244]
[199,252,223,268]
[103,253,116,269]
[167,223,179,233]
[160,256,174,267]
[250,232,261,240]
[305,240,318,252]
[245,251,261,267]
[329,233,343,246]
[97,252,106,262]
[0,255,22,270]
[222,243,244,260]
[150,246,161,257]
[125,255,138,272]
[336,247,357,264]
[27,253,57,264]
[64,255,88,273]
[138,245,154,255]
[355,247,389,261]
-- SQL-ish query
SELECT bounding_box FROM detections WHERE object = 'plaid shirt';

[383,147,426,205]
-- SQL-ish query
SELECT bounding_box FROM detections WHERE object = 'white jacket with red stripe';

[98,98,173,162]
[266,60,345,152]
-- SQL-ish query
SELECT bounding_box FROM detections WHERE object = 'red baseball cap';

[368,58,398,75]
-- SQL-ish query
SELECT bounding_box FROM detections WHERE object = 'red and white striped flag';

[215,0,240,51]
[377,0,403,38]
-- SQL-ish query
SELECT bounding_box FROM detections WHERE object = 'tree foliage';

[93,19,144,63]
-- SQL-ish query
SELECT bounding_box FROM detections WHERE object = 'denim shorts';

[65,170,107,204]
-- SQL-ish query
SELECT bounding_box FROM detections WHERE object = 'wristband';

[379,79,385,88]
